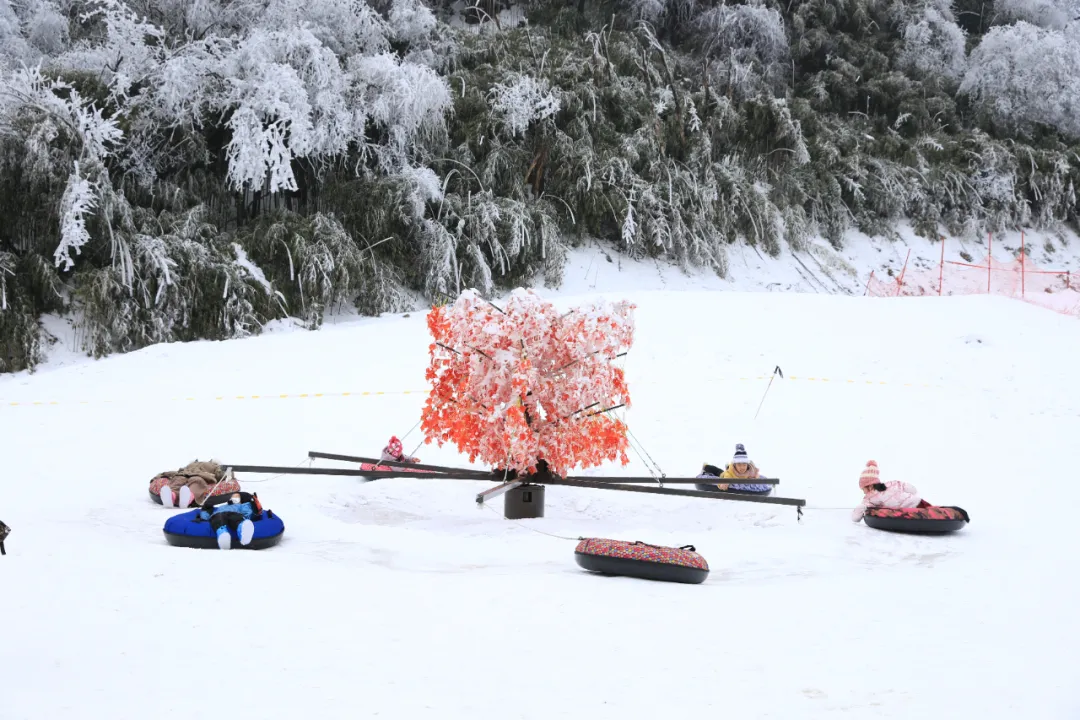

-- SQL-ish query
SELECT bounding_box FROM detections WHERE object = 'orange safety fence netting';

[865,246,1080,319]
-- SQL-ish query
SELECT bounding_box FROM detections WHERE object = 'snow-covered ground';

[2,236,1079,719]
[549,223,1080,297]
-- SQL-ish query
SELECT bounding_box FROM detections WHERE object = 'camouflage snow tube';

[694,464,773,496]
[149,460,243,507]
[863,505,970,534]
[574,538,709,584]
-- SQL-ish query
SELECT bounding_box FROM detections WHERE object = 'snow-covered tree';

[899,0,967,81]
[960,21,1080,139]
[693,0,789,95]
[0,0,30,66]
[488,73,561,138]
[994,0,1080,30]
[1,0,1079,374]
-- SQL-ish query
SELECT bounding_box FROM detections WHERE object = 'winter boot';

[178,485,194,508]
[160,487,176,508]
[237,519,255,547]
[216,527,232,550]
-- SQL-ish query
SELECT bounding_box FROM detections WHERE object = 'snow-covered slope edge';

[17,223,1080,376]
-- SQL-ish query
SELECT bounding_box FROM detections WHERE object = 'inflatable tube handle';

[631,541,698,553]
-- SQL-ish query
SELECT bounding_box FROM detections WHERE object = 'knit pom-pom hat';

[386,436,403,458]
[859,460,880,489]
[732,443,751,465]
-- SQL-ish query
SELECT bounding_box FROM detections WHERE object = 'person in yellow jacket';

[715,444,774,493]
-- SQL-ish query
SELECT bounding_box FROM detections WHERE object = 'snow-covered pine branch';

[56,162,98,271]
[0,66,124,273]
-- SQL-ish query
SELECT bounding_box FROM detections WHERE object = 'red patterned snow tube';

[358,462,438,479]
[863,505,969,534]
[574,538,709,584]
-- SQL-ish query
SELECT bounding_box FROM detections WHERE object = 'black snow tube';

[574,538,709,584]
[862,506,969,535]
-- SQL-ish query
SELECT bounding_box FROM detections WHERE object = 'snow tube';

[863,505,969,534]
[693,483,773,496]
[358,462,437,480]
[162,509,285,550]
[149,476,241,506]
[695,464,772,495]
[574,538,709,584]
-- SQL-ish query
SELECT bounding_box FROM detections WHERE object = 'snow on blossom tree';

[420,289,635,477]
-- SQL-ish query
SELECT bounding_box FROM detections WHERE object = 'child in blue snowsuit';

[198,491,262,550]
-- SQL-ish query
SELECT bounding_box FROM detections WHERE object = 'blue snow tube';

[162,509,285,550]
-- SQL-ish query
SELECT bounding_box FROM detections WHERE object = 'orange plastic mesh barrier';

[864,234,1079,319]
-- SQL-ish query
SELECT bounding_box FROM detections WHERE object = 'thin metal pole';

[544,478,805,507]
[227,464,488,479]
[939,235,945,296]
[753,366,783,421]
[563,475,777,485]
[308,451,486,475]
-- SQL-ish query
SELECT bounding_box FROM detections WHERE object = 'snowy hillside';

[16,223,1080,375]
[5,0,1080,376]
[547,224,1080,298]
[1,278,1078,719]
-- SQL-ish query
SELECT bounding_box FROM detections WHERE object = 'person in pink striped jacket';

[851,460,925,521]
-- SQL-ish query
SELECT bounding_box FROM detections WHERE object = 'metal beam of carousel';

[475,480,523,505]
[225,464,491,479]
[542,478,806,507]
[307,451,488,476]
[356,470,496,480]
[307,452,778,485]
[563,475,778,485]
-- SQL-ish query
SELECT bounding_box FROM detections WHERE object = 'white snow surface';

[2,234,1080,719]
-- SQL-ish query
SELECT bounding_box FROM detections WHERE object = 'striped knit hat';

[859,460,881,489]
[733,443,751,465]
